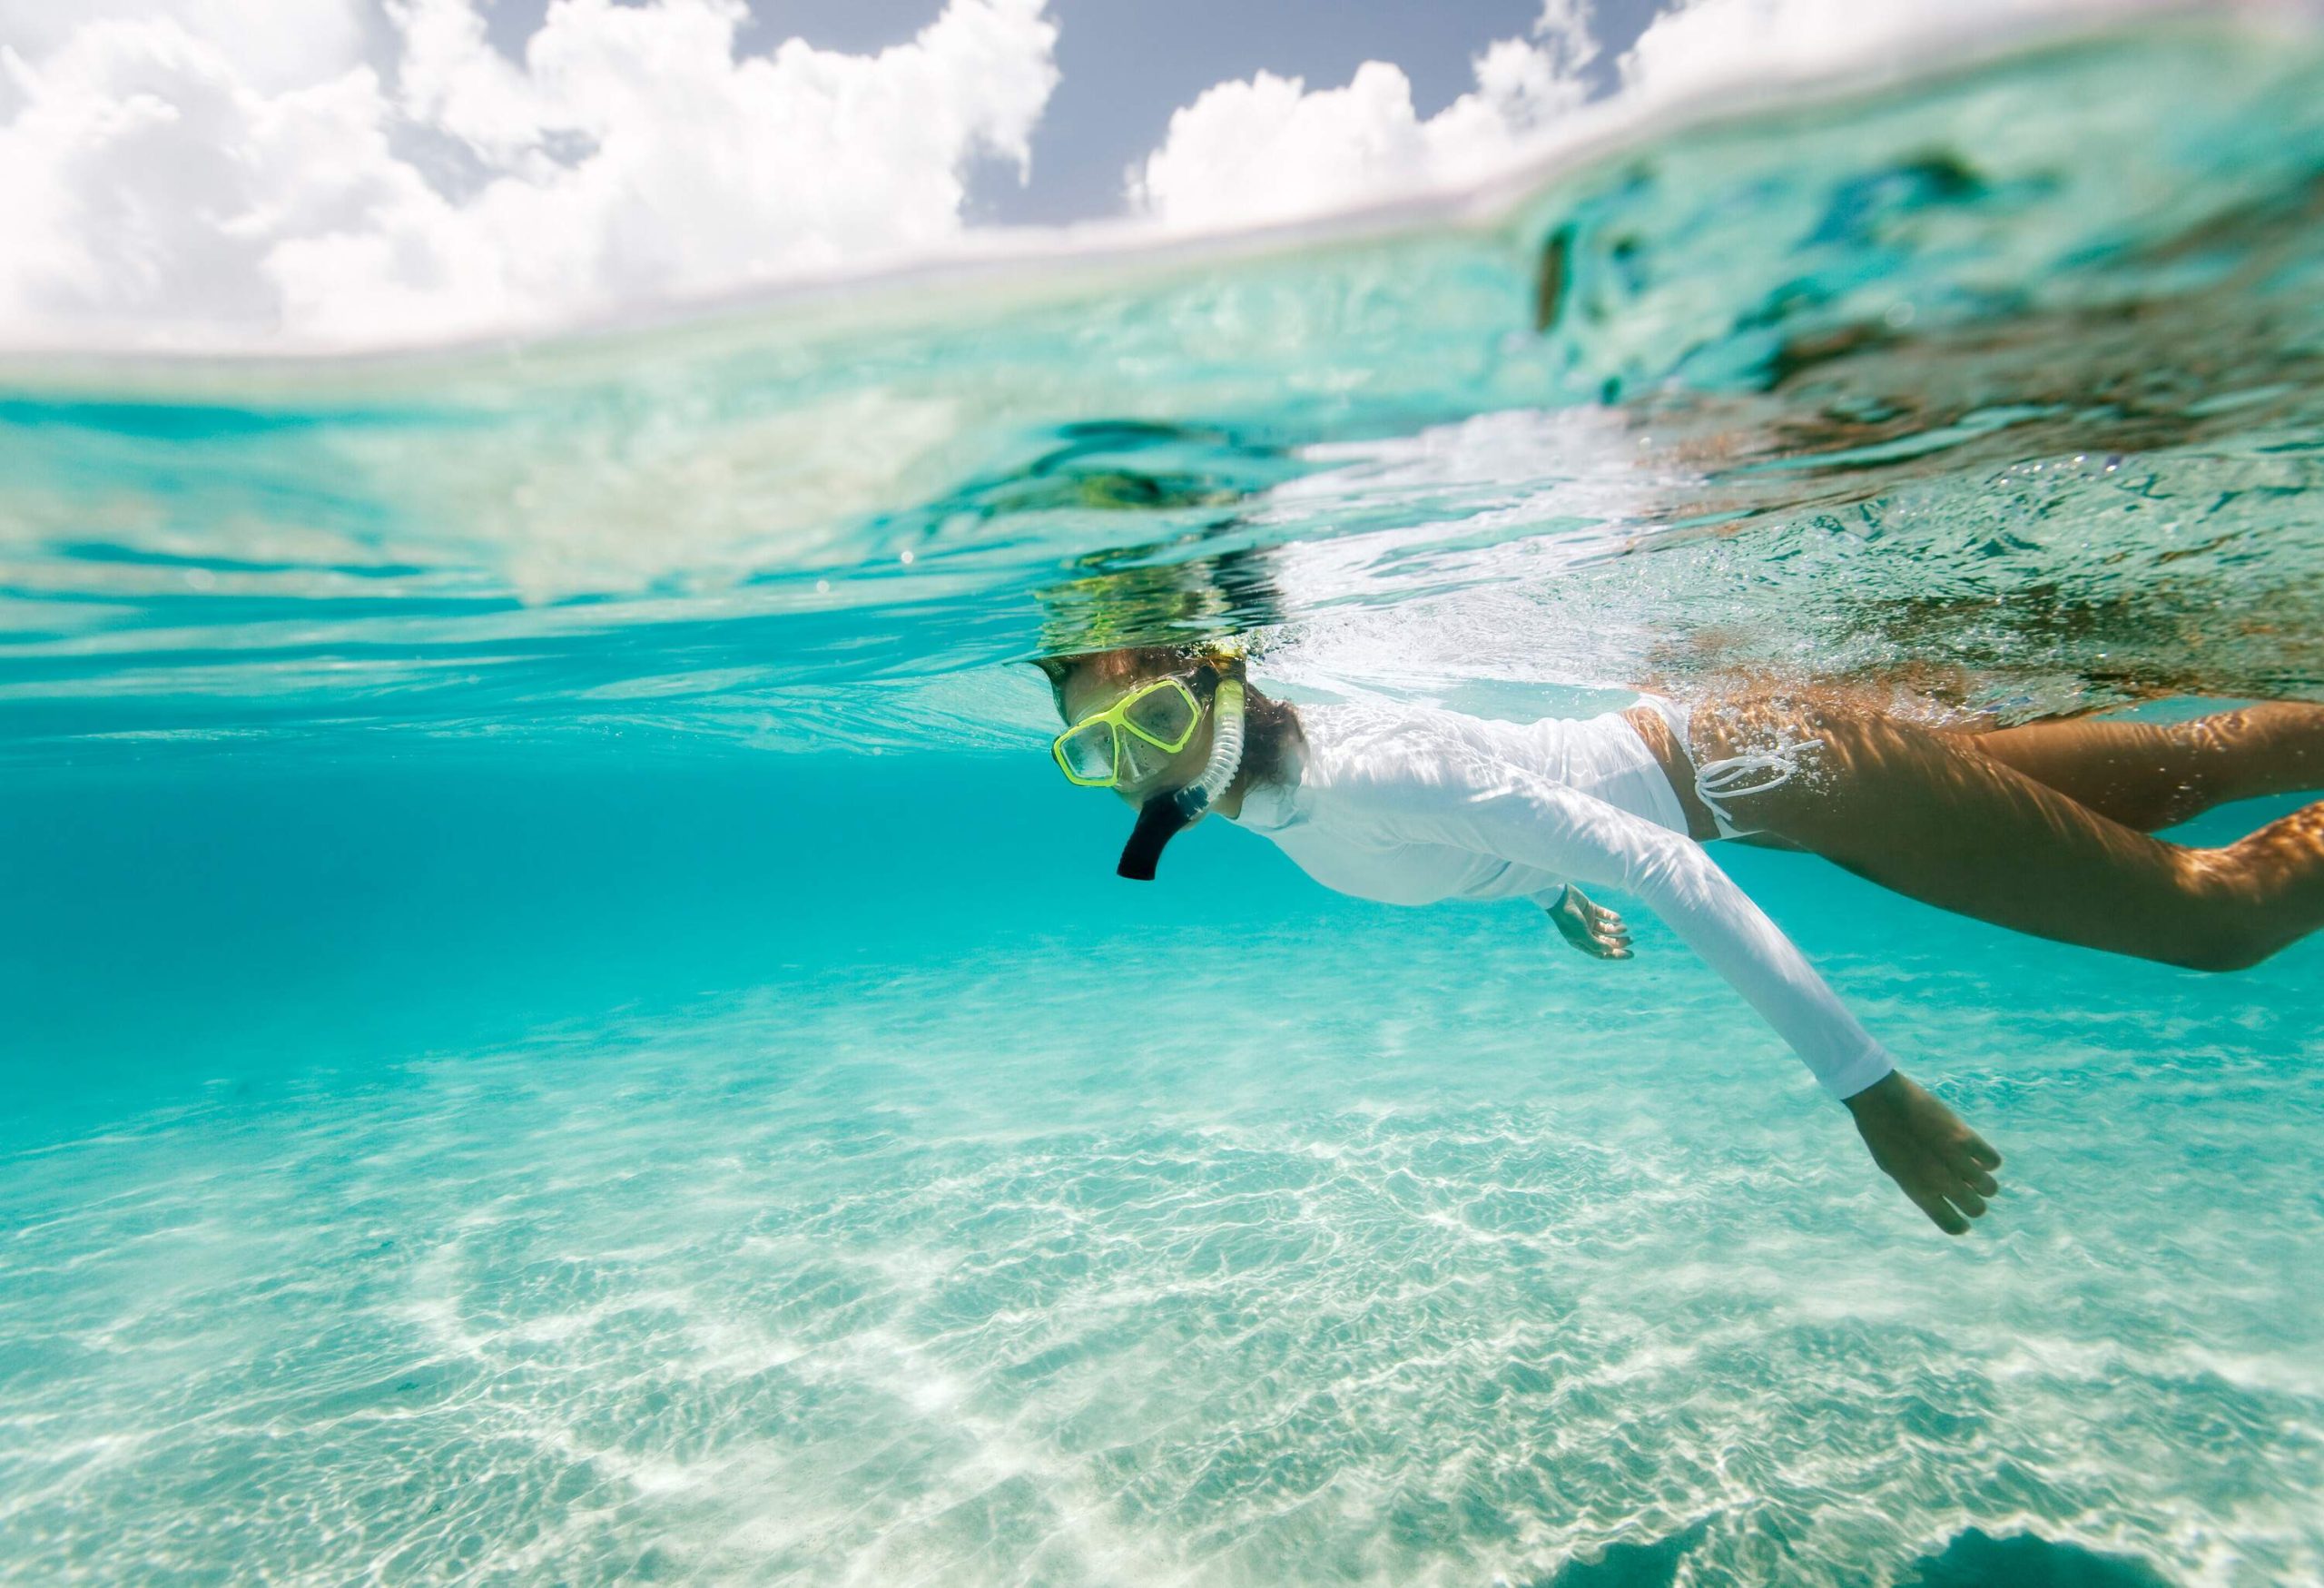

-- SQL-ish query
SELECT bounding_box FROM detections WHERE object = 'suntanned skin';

[1056,659,2324,1236]
[1689,697,2324,970]
[1689,696,2324,1233]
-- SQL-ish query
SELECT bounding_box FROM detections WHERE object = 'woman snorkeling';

[1037,644,2324,1235]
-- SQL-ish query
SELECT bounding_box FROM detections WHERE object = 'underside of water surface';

[4,11,2324,1586]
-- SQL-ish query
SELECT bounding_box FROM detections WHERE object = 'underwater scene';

[5,11,2324,1584]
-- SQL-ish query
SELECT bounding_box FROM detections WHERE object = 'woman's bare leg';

[1691,696,2324,970]
[1962,704,2324,831]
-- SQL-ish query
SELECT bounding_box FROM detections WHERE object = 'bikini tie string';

[1693,736,1826,816]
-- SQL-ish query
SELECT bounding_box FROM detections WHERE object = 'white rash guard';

[1228,700,1895,1101]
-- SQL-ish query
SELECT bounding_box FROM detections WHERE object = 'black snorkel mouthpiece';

[1116,794,1192,881]
[1114,672,1247,882]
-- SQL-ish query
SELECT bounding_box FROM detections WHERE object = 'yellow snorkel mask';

[1049,659,1249,880]
[1050,676,1205,788]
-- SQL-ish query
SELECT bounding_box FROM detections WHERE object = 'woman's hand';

[1844,1070,2003,1234]
[1547,884,1633,960]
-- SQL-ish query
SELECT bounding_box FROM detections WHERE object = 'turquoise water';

[6,14,2324,1584]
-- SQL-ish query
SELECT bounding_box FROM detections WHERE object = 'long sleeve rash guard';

[1228,701,1894,1100]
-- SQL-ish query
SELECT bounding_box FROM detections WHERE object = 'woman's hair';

[1029,643,1232,720]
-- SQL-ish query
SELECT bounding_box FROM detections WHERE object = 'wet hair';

[1029,644,1224,720]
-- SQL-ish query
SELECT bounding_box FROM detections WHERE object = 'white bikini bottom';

[1632,694,1822,841]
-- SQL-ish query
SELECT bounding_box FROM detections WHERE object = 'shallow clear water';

[5,14,2324,1586]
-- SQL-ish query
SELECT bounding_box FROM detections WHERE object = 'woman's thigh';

[1970,703,2324,829]
[1687,694,2243,963]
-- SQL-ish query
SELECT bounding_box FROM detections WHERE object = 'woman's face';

[1056,665,1216,806]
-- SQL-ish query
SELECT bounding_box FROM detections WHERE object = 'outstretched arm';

[1379,755,1892,1098]
[1361,746,2000,1231]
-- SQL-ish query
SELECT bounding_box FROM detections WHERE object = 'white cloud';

[0,0,1059,350]
[0,0,2120,350]
[1128,0,2109,232]
[1619,0,2089,103]
[1128,1,1598,232]
[0,0,367,94]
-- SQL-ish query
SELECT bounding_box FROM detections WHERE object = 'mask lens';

[1122,681,1197,748]
[1057,722,1117,784]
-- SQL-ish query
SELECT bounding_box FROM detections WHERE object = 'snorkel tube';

[1116,673,1246,881]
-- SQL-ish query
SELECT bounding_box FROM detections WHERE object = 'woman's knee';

[2160,927,2270,973]
[2152,880,2275,972]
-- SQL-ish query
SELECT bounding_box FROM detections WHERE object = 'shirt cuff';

[1818,1042,1896,1102]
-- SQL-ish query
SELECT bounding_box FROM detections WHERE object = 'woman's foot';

[1844,1070,2003,1234]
